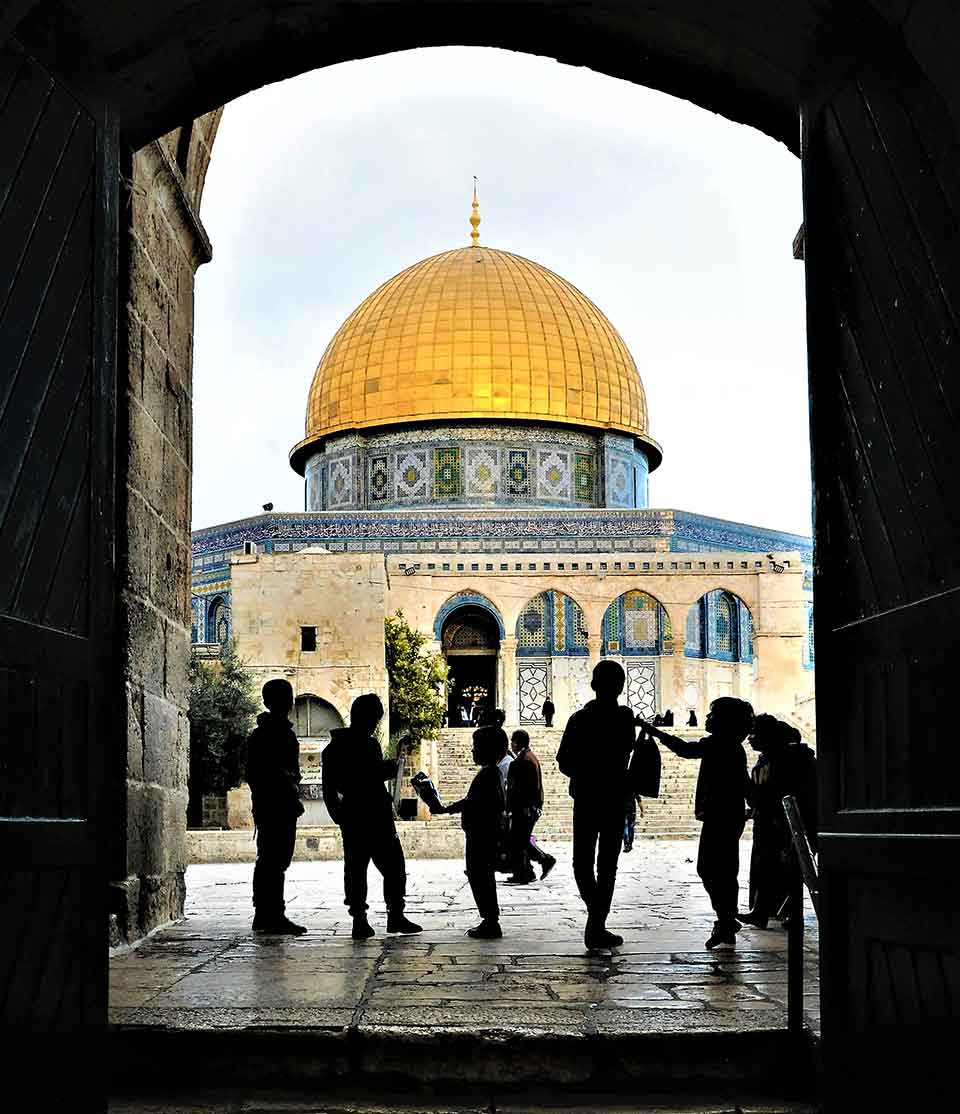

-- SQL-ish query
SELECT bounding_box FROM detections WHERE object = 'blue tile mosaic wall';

[516,591,587,657]
[301,424,658,512]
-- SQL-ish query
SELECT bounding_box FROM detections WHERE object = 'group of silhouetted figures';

[245,663,816,950]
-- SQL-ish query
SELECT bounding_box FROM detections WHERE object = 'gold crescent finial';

[470,177,481,246]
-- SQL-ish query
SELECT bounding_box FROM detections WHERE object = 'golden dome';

[290,244,659,473]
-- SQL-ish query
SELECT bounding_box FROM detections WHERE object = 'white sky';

[193,47,811,537]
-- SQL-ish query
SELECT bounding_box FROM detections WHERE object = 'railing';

[782,793,820,1036]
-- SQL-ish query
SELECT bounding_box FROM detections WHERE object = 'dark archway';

[441,604,501,726]
[4,3,960,1106]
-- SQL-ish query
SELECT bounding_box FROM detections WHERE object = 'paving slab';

[110,842,819,1092]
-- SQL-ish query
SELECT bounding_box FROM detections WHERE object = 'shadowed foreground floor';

[109,841,819,1109]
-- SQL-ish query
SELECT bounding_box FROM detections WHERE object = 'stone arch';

[433,591,505,641]
[515,590,589,657]
[600,589,671,657]
[292,693,344,739]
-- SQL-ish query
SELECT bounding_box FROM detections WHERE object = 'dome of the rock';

[289,245,660,475]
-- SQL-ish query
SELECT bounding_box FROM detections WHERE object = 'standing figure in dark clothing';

[505,729,557,883]
[322,693,423,940]
[740,716,818,928]
[434,725,506,938]
[246,678,307,935]
[541,695,555,727]
[641,697,754,949]
[557,660,636,950]
[687,710,698,728]
[662,709,674,727]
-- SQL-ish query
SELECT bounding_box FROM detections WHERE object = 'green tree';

[384,610,448,751]
[187,638,260,803]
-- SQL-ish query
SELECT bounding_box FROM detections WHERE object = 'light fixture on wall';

[263,502,274,512]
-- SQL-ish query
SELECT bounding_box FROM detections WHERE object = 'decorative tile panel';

[537,449,571,500]
[607,453,631,506]
[327,455,354,509]
[369,455,390,504]
[518,662,550,724]
[574,453,594,503]
[434,446,461,499]
[626,661,657,719]
[396,450,428,500]
[507,449,530,497]
[466,447,500,497]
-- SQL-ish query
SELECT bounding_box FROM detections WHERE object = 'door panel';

[0,36,116,1111]
[803,21,960,1107]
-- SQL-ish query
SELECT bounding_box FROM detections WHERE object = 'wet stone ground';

[110,841,819,1037]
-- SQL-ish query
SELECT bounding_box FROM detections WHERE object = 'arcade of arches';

[4,2,960,1104]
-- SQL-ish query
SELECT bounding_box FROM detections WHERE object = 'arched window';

[716,595,733,654]
[293,695,343,739]
[516,592,587,656]
[208,597,230,644]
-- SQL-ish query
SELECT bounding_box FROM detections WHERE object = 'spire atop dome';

[470,178,481,246]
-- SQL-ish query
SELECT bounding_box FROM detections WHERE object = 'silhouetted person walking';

[557,660,636,950]
[663,708,674,727]
[505,729,556,883]
[641,697,754,949]
[542,695,555,727]
[246,678,307,935]
[322,693,422,940]
[687,710,698,728]
[435,726,506,938]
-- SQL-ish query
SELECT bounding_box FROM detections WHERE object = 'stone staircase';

[428,726,708,839]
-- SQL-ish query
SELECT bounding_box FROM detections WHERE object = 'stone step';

[109,1021,815,1098]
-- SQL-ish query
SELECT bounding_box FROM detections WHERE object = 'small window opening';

[301,626,317,652]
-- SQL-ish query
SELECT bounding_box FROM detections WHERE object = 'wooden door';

[802,21,960,1108]
[0,37,117,1111]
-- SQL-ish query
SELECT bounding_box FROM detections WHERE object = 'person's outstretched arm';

[637,719,705,759]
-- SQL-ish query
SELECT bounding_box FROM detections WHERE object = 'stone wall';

[229,548,390,729]
[111,110,222,943]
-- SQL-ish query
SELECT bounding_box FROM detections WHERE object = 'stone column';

[500,635,518,723]
[751,569,806,720]
[662,603,691,716]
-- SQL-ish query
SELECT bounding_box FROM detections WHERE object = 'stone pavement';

[110,841,819,1039]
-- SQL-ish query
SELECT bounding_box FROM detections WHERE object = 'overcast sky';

[193,47,811,537]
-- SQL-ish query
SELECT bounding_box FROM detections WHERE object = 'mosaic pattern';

[507,449,530,497]
[517,591,587,656]
[685,604,702,655]
[466,447,499,497]
[716,596,733,654]
[537,450,571,500]
[574,453,594,503]
[626,662,657,720]
[602,591,665,655]
[192,507,806,561]
[607,454,631,506]
[517,593,547,649]
[369,455,390,503]
[396,450,428,500]
[434,447,461,498]
[327,456,354,509]
[518,662,550,724]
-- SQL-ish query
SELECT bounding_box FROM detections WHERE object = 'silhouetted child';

[641,697,754,949]
[557,660,636,950]
[245,678,307,935]
[436,725,506,938]
[741,715,818,929]
[322,693,422,940]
